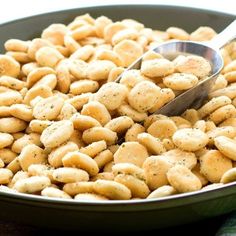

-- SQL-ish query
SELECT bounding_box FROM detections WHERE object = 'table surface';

[0,1,235,235]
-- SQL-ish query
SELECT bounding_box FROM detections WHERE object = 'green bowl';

[0,4,235,231]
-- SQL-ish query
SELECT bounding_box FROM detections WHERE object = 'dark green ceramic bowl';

[0,5,235,231]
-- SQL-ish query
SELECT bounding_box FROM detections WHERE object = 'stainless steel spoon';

[116,20,236,116]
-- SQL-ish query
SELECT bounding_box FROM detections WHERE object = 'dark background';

[0,215,227,235]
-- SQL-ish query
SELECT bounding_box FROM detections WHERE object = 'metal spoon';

[116,20,236,116]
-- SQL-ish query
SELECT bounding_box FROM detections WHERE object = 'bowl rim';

[1,181,236,209]
[0,4,235,27]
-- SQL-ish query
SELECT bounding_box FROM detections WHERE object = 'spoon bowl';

[153,40,223,115]
[116,20,236,116]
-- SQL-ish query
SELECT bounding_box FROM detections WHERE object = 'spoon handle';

[209,19,236,49]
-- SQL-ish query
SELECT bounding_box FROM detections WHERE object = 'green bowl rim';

[1,181,236,208]
[0,4,235,27]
